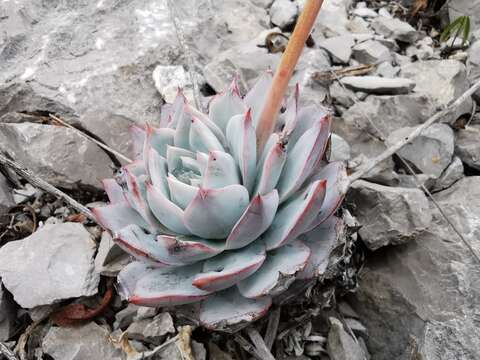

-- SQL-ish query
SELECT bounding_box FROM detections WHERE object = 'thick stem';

[256,0,324,154]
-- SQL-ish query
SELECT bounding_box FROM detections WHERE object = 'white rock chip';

[270,0,298,29]
[153,65,195,104]
[0,223,99,308]
[340,76,415,95]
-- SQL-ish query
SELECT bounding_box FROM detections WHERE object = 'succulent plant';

[93,73,348,329]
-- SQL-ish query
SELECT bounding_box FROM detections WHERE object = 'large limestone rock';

[455,125,480,170]
[0,223,99,308]
[349,177,480,359]
[0,0,268,123]
[0,123,114,189]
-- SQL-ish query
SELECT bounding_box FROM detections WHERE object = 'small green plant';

[440,15,471,47]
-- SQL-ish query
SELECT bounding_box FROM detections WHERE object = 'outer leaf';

[102,178,124,204]
[244,71,273,128]
[252,136,287,196]
[306,161,348,231]
[199,287,272,330]
[92,201,150,233]
[193,242,266,292]
[263,180,327,250]
[297,216,343,279]
[226,109,257,192]
[288,105,329,149]
[156,234,224,265]
[146,148,169,195]
[237,240,310,298]
[277,115,331,202]
[209,78,246,133]
[114,224,171,266]
[225,190,279,250]
[118,262,210,307]
[281,83,299,137]
[174,103,193,149]
[183,185,250,239]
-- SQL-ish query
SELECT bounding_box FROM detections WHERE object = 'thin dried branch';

[49,114,132,164]
[233,333,266,360]
[166,0,203,112]
[348,78,480,184]
[0,153,96,223]
[264,306,281,350]
[256,0,325,154]
[246,327,276,360]
[312,63,377,84]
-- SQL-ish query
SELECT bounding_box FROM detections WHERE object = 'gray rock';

[400,60,472,122]
[0,173,14,214]
[127,312,175,345]
[330,133,351,162]
[0,223,99,308]
[318,35,355,64]
[455,125,480,170]
[352,40,392,64]
[347,180,431,250]
[349,177,480,360]
[339,76,415,95]
[327,317,366,360]
[395,173,436,190]
[386,124,455,178]
[0,281,16,341]
[94,231,130,277]
[0,123,114,189]
[79,110,133,165]
[371,16,418,43]
[114,303,140,330]
[433,156,464,192]
[342,93,436,138]
[378,8,392,18]
[43,322,124,360]
[270,0,298,29]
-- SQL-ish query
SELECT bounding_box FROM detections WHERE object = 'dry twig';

[246,327,276,360]
[49,114,132,164]
[0,153,96,223]
[264,306,281,351]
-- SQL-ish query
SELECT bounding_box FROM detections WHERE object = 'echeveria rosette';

[93,73,348,329]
